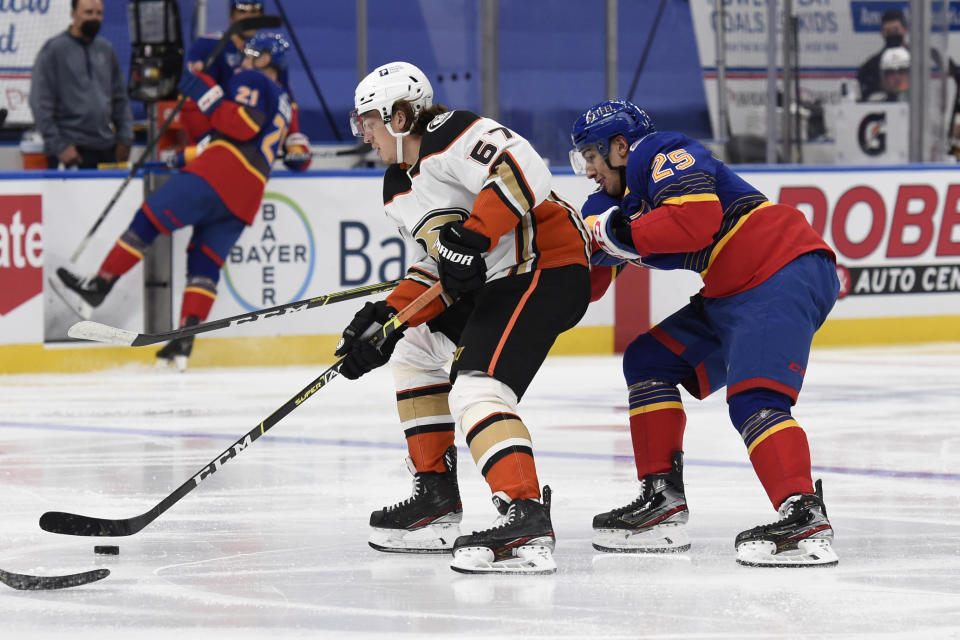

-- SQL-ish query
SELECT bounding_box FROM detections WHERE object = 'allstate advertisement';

[0,176,144,345]
[0,0,71,125]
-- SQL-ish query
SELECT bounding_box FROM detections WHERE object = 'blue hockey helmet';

[570,100,654,173]
[244,32,290,70]
[230,1,264,12]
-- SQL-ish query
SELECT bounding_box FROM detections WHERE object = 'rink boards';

[2,165,960,373]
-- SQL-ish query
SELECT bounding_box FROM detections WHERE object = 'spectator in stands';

[857,9,908,102]
[866,47,910,103]
[29,0,133,169]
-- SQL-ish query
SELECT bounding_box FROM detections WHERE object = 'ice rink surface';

[1,345,959,639]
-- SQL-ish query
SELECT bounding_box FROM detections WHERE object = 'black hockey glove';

[435,221,491,299]
[335,300,405,380]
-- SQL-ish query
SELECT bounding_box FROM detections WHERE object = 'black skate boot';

[155,316,199,372]
[51,267,115,319]
[450,485,556,575]
[368,445,462,554]
[592,450,690,553]
[735,479,838,567]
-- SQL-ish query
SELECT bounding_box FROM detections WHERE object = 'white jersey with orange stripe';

[381,110,589,296]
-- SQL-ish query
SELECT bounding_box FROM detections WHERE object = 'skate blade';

[155,354,189,372]
[735,538,839,568]
[592,523,691,554]
[450,544,557,575]
[154,355,189,373]
[368,522,460,554]
[48,276,94,321]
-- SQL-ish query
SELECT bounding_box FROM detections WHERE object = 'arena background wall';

[2,165,960,374]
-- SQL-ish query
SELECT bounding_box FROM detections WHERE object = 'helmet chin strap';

[386,121,413,166]
[603,155,628,200]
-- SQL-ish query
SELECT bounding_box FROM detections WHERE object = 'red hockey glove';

[282,132,312,171]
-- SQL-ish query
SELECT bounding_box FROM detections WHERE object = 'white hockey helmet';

[880,46,910,71]
[350,61,433,137]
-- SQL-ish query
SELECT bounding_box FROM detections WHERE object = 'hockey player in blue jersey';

[180,0,310,171]
[54,33,297,371]
[571,99,840,567]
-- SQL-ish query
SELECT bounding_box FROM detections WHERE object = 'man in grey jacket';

[29,0,133,169]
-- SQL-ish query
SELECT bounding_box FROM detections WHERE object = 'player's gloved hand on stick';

[583,214,628,267]
[178,71,224,115]
[282,132,312,171]
[435,221,490,299]
[335,300,405,380]
[160,148,187,170]
[590,205,642,262]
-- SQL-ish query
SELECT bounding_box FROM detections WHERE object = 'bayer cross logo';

[223,192,316,312]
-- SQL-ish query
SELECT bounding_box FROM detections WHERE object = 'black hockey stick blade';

[0,568,110,590]
[67,279,401,347]
[40,283,443,537]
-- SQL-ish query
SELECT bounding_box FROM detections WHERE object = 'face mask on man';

[80,19,101,39]
[885,33,904,48]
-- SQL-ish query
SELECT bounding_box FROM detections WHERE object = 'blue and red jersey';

[618,131,834,298]
[184,68,291,224]
[180,35,300,143]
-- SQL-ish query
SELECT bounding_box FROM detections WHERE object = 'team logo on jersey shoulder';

[426,111,455,132]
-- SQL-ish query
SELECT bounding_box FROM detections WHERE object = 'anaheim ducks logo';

[426,111,454,132]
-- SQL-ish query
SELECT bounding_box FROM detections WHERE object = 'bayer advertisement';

[172,176,413,338]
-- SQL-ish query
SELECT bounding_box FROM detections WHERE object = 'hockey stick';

[0,567,110,590]
[68,15,283,264]
[308,143,372,158]
[40,282,442,537]
[67,279,402,347]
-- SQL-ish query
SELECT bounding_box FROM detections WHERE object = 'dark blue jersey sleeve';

[581,189,621,218]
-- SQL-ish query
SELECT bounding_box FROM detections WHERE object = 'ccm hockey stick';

[40,282,442,537]
[67,279,402,347]
[0,567,110,590]
[69,15,282,263]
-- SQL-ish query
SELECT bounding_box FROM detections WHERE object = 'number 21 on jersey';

[651,148,695,182]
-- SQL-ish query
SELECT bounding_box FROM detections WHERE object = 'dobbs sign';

[0,194,42,315]
[776,179,960,299]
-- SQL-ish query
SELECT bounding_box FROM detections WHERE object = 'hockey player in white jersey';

[335,61,591,574]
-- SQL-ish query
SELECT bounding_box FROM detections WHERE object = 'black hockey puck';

[94,545,119,555]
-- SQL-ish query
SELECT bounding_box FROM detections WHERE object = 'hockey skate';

[368,445,463,554]
[592,450,690,553]
[50,267,115,320]
[450,486,557,575]
[155,317,199,372]
[735,479,839,568]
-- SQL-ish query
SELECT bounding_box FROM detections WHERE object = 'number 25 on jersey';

[651,148,695,182]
